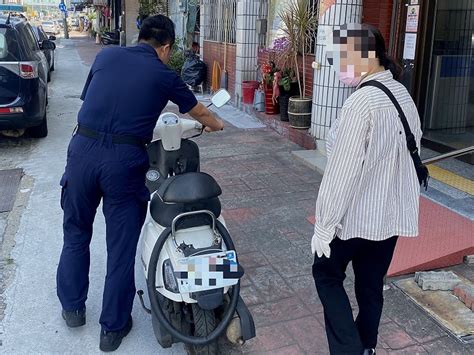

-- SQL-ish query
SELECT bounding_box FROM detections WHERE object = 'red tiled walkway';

[388,197,474,276]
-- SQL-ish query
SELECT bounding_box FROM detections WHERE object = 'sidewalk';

[74,40,474,354]
[165,105,474,354]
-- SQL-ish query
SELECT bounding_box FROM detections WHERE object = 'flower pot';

[264,86,280,115]
[289,82,300,96]
[288,96,312,129]
[279,94,290,121]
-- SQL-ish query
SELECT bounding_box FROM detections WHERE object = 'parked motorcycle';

[100,30,120,45]
[137,90,256,354]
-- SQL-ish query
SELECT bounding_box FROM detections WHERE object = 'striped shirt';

[314,70,422,242]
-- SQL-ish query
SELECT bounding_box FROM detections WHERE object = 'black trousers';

[312,236,398,355]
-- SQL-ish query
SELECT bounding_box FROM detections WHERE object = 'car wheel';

[28,112,48,138]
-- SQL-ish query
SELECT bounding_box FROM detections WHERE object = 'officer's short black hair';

[138,15,175,48]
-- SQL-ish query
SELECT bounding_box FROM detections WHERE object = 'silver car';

[41,21,57,35]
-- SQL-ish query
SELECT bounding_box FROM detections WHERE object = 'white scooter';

[137,90,255,354]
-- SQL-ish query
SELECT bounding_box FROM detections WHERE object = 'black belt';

[74,125,146,147]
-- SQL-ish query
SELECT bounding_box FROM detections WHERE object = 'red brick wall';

[258,51,315,98]
[203,41,236,99]
[363,0,394,46]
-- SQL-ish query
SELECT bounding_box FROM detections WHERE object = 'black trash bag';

[181,54,207,87]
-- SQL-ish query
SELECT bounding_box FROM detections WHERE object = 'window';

[25,25,40,52]
[257,0,269,48]
[0,28,20,61]
[17,25,39,58]
[204,0,236,44]
[306,0,319,55]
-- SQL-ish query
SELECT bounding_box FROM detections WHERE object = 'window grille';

[206,0,219,41]
[306,0,319,55]
[204,0,236,44]
[258,0,269,48]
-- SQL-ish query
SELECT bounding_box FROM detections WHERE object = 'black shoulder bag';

[360,80,429,190]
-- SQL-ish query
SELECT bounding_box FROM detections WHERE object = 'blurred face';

[326,24,379,86]
[155,43,172,64]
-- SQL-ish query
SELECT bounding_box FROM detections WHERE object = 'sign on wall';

[405,5,420,33]
[403,33,417,60]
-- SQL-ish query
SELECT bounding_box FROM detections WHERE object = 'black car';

[32,25,56,81]
[0,14,54,138]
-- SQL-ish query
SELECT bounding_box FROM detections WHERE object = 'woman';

[311,24,422,355]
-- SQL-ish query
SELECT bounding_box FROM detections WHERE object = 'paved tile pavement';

[75,38,474,354]
[164,112,474,354]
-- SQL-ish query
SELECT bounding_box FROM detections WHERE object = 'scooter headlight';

[163,259,179,293]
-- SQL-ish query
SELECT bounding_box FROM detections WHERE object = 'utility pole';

[59,0,68,39]
[63,11,69,39]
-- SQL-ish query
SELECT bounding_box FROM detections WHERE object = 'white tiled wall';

[235,0,262,105]
[311,0,363,139]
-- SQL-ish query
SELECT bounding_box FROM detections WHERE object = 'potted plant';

[278,67,298,121]
[268,37,298,121]
[168,38,186,75]
[279,0,318,129]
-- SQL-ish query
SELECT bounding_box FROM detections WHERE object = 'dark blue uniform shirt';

[78,43,198,143]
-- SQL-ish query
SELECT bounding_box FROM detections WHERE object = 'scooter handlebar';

[180,118,202,135]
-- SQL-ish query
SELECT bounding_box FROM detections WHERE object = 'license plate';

[175,251,241,293]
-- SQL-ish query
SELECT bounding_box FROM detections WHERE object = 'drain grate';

[0,168,23,213]
[63,94,81,99]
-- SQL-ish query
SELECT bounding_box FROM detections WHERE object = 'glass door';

[423,0,474,150]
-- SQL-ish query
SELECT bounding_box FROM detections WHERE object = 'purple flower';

[271,37,290,52]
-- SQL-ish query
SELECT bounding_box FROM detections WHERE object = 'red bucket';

[242,81,260,104]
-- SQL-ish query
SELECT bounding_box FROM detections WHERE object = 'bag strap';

[360,80,420,155]
[360,80,429,189]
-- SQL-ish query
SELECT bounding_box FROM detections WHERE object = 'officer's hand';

[204,119,224,132]
[189,103,224,132]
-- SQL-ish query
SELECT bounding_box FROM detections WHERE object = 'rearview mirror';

[49,35,57,41]
[41,40,56,50]
[211,89,231,108]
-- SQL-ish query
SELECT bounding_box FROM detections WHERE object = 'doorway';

[393,0,474,155]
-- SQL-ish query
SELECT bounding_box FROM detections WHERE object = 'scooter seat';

[157,172,222,203]
[150,173,222,228]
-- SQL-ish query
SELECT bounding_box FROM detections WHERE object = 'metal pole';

[63,12,69,39]
[422,146,474,165]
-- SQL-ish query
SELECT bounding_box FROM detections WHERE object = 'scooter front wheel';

[189,304,218,355]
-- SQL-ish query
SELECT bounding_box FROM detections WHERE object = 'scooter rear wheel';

[190,304,218,355]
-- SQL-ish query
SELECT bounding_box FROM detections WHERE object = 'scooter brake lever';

[187,126,205,139]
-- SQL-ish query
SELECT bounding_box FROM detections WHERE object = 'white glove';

[311,233,332,258]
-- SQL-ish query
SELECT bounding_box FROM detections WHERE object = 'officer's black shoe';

[99,316,133,352]
[363,349,376,355]
[62,308,86,328]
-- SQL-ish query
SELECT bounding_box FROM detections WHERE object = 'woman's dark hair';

[363,24,403,80]
[138,15,176,48]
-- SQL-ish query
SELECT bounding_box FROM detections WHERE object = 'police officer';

[56,15,224,352]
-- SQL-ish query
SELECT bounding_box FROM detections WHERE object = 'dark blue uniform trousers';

[57,135,149,332]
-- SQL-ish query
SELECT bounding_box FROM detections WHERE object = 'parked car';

[69,17,79,31]
[41,20,58,35]
[0,15,54,137]
[53,20,62,32]
[32,25,56,80]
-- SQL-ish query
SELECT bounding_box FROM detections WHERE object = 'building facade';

[198,0,472,157]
